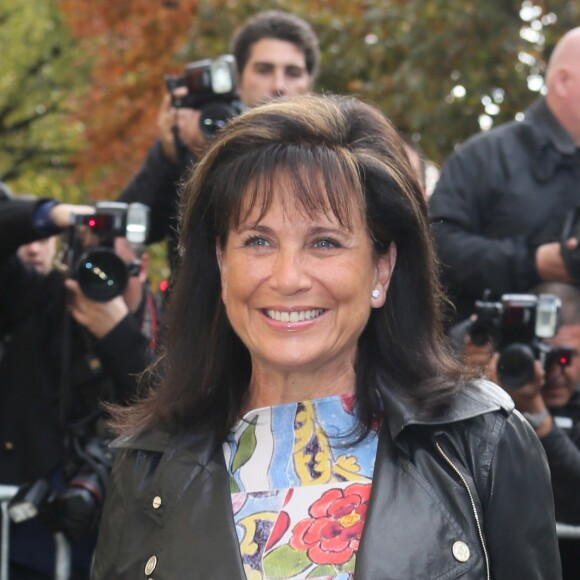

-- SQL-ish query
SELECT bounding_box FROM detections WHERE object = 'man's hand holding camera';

[48,201,149,340]
[64,279,129,339]
[158,90,205,163]
[462,293,570,437]
[48,202,94,228]
[536,238,579,284]
[492,352,554,436]
[48,203,125,338]
[160,55,244,164]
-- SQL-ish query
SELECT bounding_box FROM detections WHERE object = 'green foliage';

[0,0,87,202]
[164,0,579,164]
[307,0,578,163]
[2,0,578,283]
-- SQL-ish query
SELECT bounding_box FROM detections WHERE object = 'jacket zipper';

[435,440,490,580]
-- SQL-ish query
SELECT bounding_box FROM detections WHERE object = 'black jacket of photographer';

[429,97,580,323]
[119,140,194,270]
[0,199,155,485]
[543,389,580,524]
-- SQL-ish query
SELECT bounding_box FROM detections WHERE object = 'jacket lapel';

[113,428,246,578]
[356,423,481,579]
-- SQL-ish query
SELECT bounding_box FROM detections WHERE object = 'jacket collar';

[112,379,513,461]
[111,380,514,466]
[378,378,513,442]
[526,97,577,156]
[112,425,222,468]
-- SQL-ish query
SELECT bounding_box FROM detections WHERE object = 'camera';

[164,54,245,139]
[8,435,115,541]
[62,201,150,302]
[469,293,572,390]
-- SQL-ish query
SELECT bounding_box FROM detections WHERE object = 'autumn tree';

[58,0,201,199]
[57,0,578,201]
[0,0,86,200]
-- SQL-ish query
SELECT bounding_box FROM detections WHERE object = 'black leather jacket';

[91,380,561,579]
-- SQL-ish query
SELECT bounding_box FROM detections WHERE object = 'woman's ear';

[372,243,397,308]
[216,240,227,296]
[216,239,223,270]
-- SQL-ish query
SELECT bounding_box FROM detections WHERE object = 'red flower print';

[289,483,370,565]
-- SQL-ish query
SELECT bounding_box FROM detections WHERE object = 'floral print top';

[223,394,379,580]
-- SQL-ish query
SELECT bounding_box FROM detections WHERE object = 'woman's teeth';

[265,309,324,322]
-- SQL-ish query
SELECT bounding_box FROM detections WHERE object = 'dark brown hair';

[229,10,320,79]
[112,94,467,438]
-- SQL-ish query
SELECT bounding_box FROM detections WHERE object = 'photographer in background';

[16,234,57,274]
[13,194,58,274]
[429,27,580,325]
[0,197,158,579]
[119,10,319,270]
[463,282,580,578]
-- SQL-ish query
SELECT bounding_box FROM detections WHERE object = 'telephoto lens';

[496,343,536,390]
[75,248,129,302]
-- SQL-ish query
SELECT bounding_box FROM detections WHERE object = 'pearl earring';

[371,289,381,300]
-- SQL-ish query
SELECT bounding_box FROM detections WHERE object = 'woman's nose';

[269,248,311,294]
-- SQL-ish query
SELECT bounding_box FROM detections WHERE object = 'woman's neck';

[246,359,356,410]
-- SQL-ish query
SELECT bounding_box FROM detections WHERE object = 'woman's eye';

[314,238,340,249]
[244,236,269,247]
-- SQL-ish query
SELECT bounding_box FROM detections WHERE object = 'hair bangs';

[214,143,364,242]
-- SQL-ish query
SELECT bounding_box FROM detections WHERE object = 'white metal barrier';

[0,485,71,580]
[556,522,580,539]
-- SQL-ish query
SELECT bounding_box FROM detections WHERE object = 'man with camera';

[119,10,320,269]
[463,282,580,577]
[429,27,580,324]
[0,197,158,579]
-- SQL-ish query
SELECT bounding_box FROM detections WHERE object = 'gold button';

[152,496,162,509]
[452,540,470,562]
[144,555,157,575]
[3,441,14,451]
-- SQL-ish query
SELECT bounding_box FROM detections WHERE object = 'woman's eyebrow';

[235,223,272,234]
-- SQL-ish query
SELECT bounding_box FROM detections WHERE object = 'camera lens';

[199,102,239,138]
[75,248,128,302]
[497,343,536,390]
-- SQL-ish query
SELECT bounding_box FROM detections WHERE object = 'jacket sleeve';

[0,200,55,329]
[429,142,539,303]
[94,313,152,404]
[539,425,580,524]
[91,451,129,578]
[0,199,56,257]
[483,410,561,579]
[118,141,185,244]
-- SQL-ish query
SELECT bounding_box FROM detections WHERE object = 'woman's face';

[217,189,396,380]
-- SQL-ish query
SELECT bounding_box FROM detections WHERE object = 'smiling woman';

[216,176,395,408]
[91,94,561,579]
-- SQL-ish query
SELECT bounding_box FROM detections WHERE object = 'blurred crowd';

[0,10,579,580]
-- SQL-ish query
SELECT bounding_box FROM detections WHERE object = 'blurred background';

[1,0,578,284]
